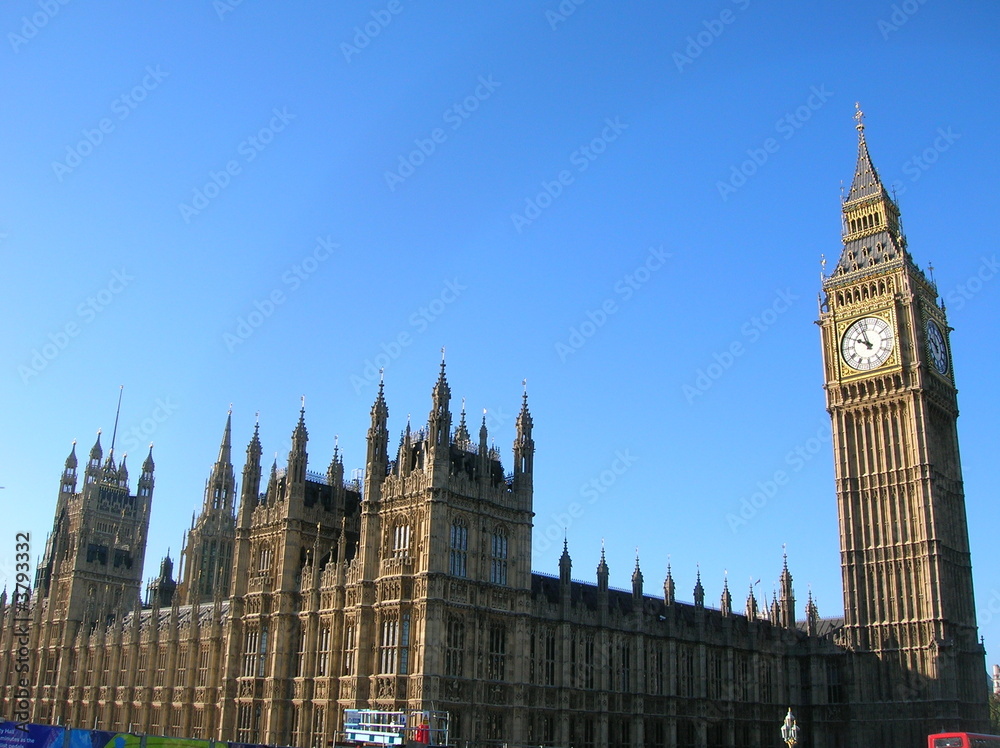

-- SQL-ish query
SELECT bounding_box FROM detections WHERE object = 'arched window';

[490,528,508,586]
[450,520,468,577]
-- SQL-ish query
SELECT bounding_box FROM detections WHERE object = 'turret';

[745,582,759,620]
[117,453,129,489]
[60,441,79,495]
[693,567,705,608]
[238,421,262,528]
[631,553,643,605]
[779,552,795,628]
[427,356,452,458]
[85,431,103,484]
[204,410,236,513]
[138,445,155,499]
[365,377,389,500]
[513,383,534,496]
[287,399,309,494]
[559,538,572,587]
[596,545,609,595]
[454,399,471,451]
[720,574,732,617]
[663,563,675,606]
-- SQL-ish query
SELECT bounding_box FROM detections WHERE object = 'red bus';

[928,734,1000,748]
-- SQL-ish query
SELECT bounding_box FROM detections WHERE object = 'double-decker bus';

[339,710,450,747]
[928,733,1000,748]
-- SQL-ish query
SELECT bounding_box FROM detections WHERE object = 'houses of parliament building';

[0,117,990,747]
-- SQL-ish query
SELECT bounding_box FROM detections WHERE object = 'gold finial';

[854,102,865,132]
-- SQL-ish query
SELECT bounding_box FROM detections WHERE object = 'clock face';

[841,316,894,371]
[926,319,949,374]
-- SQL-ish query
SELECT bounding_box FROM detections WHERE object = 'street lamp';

[781,707,800,747]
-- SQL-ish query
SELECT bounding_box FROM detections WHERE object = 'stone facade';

[0,120,989,747]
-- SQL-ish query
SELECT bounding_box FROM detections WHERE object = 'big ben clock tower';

[819,106,987,740]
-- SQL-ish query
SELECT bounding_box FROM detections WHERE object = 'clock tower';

[819,106,987,740]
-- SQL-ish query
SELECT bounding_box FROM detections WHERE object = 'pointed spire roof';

[292,397,308,445]
[746,580,759,619]
[516,379,533,432]
[217,409,233,465]
[142,444,154,472]
[693,565,705,607]
[247,417,262,460]
[720,572,732,616]
[433,350,450,401]
[370,372,388,426]
[89,430,103,461]
[845,104,883,203]
[65,441,78,469]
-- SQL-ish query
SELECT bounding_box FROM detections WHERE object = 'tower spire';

[831,104,907,278]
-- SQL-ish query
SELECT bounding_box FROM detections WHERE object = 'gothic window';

[237,704,253,743]
[243,628,259,677]
[312,706,325,748]
[620,642,631,692]
[708,650,723,699]
[176,645,188,686]
[449,520,468,577]
[87,543,108,564]
[583,636,595,689]
[198,645,209,687]
[155,649,167,687]
[192,710,204,739]
[392,523,411,559]
[445,618,465,677]
[256,543,273,574]
[291,706,302,748]
[486,712,504,741]
[490,528,508,585]
[137,652,147,685]
[569,637,577,686]
[343,623,356,676]
[318,625,331,677]
[651,645,664,695]
[529,632,536,683]
[257,625,269,677]
[544,630,557,686]
[379,618,399,674]
[487,623,506,680]
[679,647,694,697]
[399,613,411,675]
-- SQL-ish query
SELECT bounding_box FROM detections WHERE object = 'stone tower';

[178,410,238,604]
[342,359,534,717]
[818,106,987,740]
[34,430,154,626]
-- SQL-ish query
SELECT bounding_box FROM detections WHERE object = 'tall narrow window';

[399,614,410,675]
[446,618,465,677]
[583,636,595,689]
[490,528,508,585]
[318,626,331,677]
[257,625,269,677]
[487,624,506,681]
[243,628,259,677]
[344,623,356,676]
[544,630,556,686]
[449,521,468,577]
[380,618,399,674]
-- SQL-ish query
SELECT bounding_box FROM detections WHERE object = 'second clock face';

[841,316,895,371]
[926,319,949,374]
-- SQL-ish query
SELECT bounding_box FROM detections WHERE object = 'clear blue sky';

[2,1,998,664]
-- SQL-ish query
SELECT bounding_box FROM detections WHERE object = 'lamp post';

[781,707,800,747]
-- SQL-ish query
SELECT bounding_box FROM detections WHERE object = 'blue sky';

[2,0,999,664]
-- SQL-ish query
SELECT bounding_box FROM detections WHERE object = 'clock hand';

[858,329,874,349]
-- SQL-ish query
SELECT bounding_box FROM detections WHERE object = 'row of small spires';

[61,360,531,493]
[563,542,818,625]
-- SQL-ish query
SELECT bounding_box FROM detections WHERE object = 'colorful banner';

[0,722,65,748]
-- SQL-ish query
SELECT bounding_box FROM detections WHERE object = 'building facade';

[0,119,989,747]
